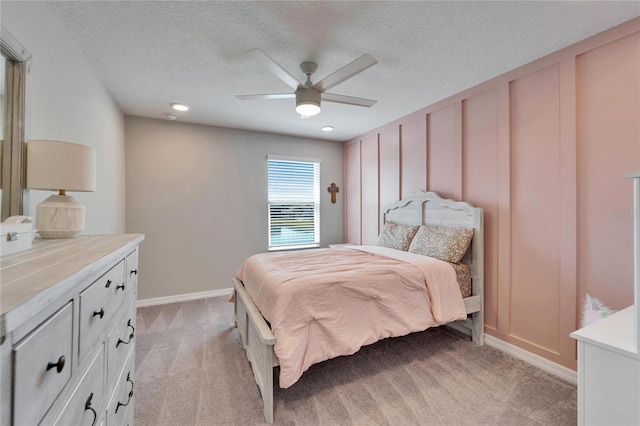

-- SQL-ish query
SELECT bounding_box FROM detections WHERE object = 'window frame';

[267,154,321,251]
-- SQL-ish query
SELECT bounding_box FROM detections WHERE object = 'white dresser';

[571,172,640,425]
[0,234,144,426]
[570,306,640,425]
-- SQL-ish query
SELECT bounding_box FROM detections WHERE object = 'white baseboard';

[137,288,233,308]
[484,334,577,384]
[446,323,576,384]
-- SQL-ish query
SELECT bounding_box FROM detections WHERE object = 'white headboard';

[383,191,484,302]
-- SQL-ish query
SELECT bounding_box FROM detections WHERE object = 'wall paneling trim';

[344,18,640,370]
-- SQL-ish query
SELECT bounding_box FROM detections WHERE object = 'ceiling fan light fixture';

[296,102,320,116]
[171,103,189,112]
[295,88,321,116]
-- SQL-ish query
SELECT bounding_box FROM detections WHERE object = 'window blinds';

[268,158,320,249]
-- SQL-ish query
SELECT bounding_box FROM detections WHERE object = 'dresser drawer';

[102,251,136,313]
[79,261,125,362]
[125,249,138,290]
[107,297,136,388]
[54,344,105,426]
[106,346,135,426]
[13,301,73,426]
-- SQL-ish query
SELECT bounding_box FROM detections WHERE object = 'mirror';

[1,27,31,222]
[1,52,10,219]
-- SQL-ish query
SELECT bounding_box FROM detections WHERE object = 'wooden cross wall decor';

[327,183,340,204]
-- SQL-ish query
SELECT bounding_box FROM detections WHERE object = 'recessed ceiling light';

[171,103,189,112]
[322,126,334,132]
[165,113,177,120]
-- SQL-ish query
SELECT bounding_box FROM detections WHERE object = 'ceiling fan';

[236,49,377,117]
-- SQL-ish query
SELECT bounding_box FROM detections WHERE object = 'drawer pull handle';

[46,356,66,374]
[84,392,98,426]
[130,269,138,276]
[115,372,134,414]
[105,279,112,288]
[116,283,125,292]
[116,319,135,348]
[93,308,105,319]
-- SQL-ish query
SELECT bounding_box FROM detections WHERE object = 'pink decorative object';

[581,294,616,328]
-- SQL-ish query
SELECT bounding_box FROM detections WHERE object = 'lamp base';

[36,194,85,239]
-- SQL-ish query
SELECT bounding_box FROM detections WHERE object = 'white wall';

[125,116,344,300]
[1,2,125,233]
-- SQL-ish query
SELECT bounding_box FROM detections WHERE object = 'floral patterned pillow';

[376,222,420,251]
[408,225,474,262]
[451,262,472,298]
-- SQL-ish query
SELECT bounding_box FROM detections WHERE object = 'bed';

[232,191,484,423]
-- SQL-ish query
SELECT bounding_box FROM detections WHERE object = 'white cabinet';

[0,234,144,426]
[571,172,640,425]
[570,307,640,425]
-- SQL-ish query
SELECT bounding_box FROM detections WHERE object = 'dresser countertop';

[0,234,144,338]
[570,305,639,360]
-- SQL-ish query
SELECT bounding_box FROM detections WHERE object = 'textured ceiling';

[48,1,639,142]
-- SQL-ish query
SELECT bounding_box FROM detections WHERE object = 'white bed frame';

[233,191,484,423]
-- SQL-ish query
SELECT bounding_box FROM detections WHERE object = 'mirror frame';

[1,26,31,221]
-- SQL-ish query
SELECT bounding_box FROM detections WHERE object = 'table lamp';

[26,140,96,238]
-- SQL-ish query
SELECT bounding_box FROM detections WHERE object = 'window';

[268,155,320,250]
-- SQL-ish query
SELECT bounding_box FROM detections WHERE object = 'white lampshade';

[27,140,96,192]
[26,140,96,239]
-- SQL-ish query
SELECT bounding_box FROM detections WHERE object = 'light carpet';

[135,297,576,425]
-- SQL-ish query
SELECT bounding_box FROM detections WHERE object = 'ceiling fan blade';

[247,49,302,90]
[322,93,377,107]
[313,54,377,92]
[236,93,295,100]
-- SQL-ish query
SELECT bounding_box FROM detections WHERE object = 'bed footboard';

[233,278,276,423]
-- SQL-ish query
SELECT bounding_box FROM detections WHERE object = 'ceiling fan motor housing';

[295,87,321,109]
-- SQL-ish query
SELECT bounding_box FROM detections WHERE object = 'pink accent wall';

[360,134,379,245]
[509,65,563,353]
[400,115,427,198]
[379,127,400,228]
[344,18,640,370]
[462,90,499,331]
[345,141,361,244]
[577,33,640,311]
[427,106,456,199]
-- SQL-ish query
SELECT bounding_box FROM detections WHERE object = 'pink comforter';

[235,245,467,388]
